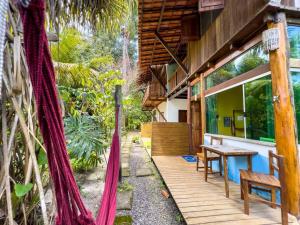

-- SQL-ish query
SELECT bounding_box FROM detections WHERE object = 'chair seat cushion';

[240,170,281,188]
[197,152,220,160]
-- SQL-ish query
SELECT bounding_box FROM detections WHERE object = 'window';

[245,76,274,141]
[288,26,300,59]
[205,44,269,89]
[192,82,201,96]
[291,70,300,142]
[289,25,300,142]
[206,86,244,137]
[206,75,274,141]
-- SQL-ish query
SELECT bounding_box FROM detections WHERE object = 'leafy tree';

[51,28,86,63]
[123,87,152,130]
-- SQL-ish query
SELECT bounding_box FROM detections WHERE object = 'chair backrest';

[268,150,285,185]
[210,136,223,145]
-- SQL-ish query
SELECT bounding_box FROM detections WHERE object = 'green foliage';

[51,20,146,171]
[175,213,184,222]
[114,215,133,225]
[64,115,106,170]
[51,28,85,63]
[123,88,152,130]
[143,140,151,150]
[89,56,115,72]
[38,150,48,165]
[118,180,133,192]
[48,0,135,34]
[245,77,274,140]
[131,135,140,143]
[14,183,33,198]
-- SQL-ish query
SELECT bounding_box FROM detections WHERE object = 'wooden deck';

[152,156,298,225]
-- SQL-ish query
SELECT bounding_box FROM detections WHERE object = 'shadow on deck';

[152,156,298,225]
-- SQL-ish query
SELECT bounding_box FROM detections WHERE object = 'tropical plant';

[123,89,152,130]
[64,115,107,170]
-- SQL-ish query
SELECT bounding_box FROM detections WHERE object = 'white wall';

[153,99,187,122]
[154,102,167,122]
[166,98,187,122]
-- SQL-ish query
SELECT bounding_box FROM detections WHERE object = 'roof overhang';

[138,0,198,85]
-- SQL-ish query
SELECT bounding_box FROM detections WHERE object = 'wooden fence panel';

[151,122,189,156]
[141,123,152,138]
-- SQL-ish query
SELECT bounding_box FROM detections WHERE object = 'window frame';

[205,71,273,141]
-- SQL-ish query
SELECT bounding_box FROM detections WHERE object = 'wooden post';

[155,106,167,122]
[187,82,193,154]
[268,12,300,216]
[115,85,122,182]
[200,74,206,145]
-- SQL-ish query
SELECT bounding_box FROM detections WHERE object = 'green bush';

[65,115,107,171]
[131,135,140,143]
[118,180,133,192]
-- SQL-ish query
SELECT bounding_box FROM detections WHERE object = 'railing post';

[114,85,122,182]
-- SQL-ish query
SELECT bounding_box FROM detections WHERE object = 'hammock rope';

[18,1,120,224]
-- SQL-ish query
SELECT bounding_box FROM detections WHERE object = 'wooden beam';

[155,106,167,122]
[154,31,189,76]
[268,12,300,216]
[169,86,188,100]
[149,67,168,92]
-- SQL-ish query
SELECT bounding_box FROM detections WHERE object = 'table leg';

[247,155,252,171]
[204,148,208,182]
[223,155,229,198]
[247,155,252,194]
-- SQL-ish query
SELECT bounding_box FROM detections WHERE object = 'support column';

[187,82,193,154]
[200,74,206,145]
[268,12,300,216]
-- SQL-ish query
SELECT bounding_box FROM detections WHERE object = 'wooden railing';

[142,77,166,106]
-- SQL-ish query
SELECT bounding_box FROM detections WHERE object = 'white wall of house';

[153,101,167,122]
[166,98,187,122]
[153,98,187,122]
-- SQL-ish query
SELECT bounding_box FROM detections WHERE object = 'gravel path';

[118,143,185,225]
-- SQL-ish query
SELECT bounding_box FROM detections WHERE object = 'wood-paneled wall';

[151,122,190,156]
[141,123,152,138]
[189,0,267,75]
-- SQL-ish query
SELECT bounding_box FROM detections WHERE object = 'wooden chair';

[240,150,288,225]
[196,136,222,178]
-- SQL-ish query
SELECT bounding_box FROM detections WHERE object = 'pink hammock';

[18,1,120,224]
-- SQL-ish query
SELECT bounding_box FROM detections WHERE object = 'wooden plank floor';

[152,156,298,225]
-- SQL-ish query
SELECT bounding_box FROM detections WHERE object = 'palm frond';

[47,0,136,32]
